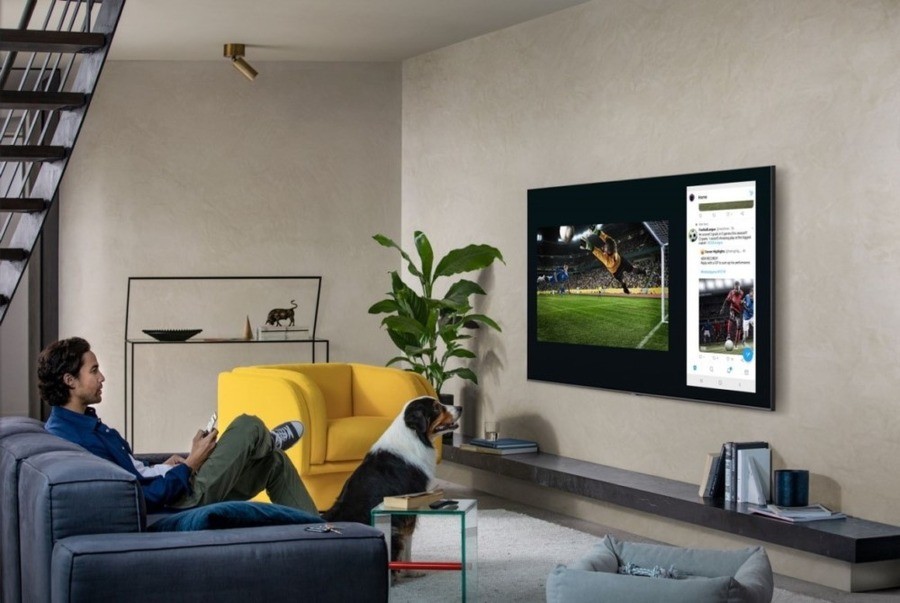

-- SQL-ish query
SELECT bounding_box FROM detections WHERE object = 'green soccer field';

[536,294,668,350]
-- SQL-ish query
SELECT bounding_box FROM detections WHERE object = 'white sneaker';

[271,421,304,451]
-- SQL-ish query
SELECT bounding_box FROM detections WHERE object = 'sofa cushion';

[148,501,324,532]
[325,416,393,462]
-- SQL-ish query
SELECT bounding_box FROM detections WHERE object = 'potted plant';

[368,231,504,396]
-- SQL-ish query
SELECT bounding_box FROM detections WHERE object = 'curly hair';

[37,337,91,406]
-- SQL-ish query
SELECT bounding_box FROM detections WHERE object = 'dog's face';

[403,396,461,446]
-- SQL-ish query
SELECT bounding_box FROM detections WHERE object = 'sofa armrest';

[51,523,388,603]
[19,450,144,602]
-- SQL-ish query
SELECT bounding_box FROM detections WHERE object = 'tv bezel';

[527,166,775,410]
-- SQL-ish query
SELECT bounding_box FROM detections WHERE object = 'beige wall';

[403,0,900,527]
[60,61,401,451]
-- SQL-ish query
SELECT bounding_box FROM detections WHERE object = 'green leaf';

[445,348,476,359]
[444,279,486,305]
[383,315,427,337]
[414,231,434,292]
[444,367,479,384]
[434,244,504,279]
[368,299,398,314]
[465,313,501,331]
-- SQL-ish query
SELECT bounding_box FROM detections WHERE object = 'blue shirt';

[45,406,193,513]
[743,295,754,320]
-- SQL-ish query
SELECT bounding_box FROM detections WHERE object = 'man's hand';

[163,454,186,466]
[184,428,218,473]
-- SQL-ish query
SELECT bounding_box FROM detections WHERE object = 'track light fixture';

[223,43,258,81]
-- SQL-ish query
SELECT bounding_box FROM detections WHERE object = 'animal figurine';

[266,300,297,327]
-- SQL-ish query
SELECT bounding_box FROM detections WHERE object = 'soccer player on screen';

[742,290,755,347]
[580,230,644,294]
[537,264,570,294]
[720,281,744,345]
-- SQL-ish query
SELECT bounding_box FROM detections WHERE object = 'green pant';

[173,414,317,514]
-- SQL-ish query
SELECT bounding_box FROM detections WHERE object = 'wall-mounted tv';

[527,166,774,410]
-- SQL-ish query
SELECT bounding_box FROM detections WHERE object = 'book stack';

[700,441,771,504]
[460,437,539,456]
[257,325,311,341]
[382,489,445,510]
[749,503,846,523]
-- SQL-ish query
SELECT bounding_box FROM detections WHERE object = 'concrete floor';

[432,477,900,603]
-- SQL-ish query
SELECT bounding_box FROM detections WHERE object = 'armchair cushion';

[147,501,324,532]
[326,416,394,462]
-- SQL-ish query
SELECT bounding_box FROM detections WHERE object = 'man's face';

[66,351,104,406]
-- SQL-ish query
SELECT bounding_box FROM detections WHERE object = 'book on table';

[459,443,538,455]
[468,437,538,449]
[748,503,846,523]
[382,489,445,510]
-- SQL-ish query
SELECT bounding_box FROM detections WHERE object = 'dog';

[322,396,461,569]
[265,300,297,327]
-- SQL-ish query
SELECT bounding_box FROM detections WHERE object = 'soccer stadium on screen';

[535,221,669,351]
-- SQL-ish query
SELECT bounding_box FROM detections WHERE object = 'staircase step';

[0,145,67,162]
[0,29,107,53]
[0,198,47,212]
[0,249,29,262]
[0,91,87,111]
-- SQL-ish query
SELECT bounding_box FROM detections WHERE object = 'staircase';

[0,0,125,324]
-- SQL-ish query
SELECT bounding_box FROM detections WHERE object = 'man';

[580,229,645,294]
[742,289,755,347]
[39,337,317,514]
[719,281,745,345]
[537,264,570,294]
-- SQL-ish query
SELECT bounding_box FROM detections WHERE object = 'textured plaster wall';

[60,61,401,451]
[403,0,900,525]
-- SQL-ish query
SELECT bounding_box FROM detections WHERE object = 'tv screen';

[527,166,774,410]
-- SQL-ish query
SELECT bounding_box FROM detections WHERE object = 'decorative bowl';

[142,329,203,342]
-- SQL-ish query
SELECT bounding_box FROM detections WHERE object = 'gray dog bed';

[547,535,773,603]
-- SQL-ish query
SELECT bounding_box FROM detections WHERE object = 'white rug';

[389,509,828,602]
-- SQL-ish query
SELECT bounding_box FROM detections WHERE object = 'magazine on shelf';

[459,443,538,456]
[468,437,538,449]
[748,503,846,523]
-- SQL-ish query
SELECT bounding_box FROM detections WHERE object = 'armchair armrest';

[52,523,388,603]
[218,370,328,470]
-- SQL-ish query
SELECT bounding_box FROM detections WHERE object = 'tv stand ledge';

[443,444,900,564]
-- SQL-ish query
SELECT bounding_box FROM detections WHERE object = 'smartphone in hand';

[203,412,217,434]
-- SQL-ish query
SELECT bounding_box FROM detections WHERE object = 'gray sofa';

[0,417,388,603]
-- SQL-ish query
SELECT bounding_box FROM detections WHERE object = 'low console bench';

[443,444,900,592]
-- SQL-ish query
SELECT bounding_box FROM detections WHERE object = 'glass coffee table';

[371,498,477,602]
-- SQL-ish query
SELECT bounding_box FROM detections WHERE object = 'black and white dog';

[322,396,461,565]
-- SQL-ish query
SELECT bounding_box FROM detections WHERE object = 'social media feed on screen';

[534,221,670,351]
[686,181,757,393]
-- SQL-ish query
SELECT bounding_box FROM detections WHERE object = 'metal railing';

[0,0,100,243]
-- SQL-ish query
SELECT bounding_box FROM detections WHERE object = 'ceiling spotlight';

[223,43,258,81]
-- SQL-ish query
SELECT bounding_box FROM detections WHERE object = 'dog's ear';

[405,406,429,435]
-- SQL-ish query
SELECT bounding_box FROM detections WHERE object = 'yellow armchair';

[217,363,440,511]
